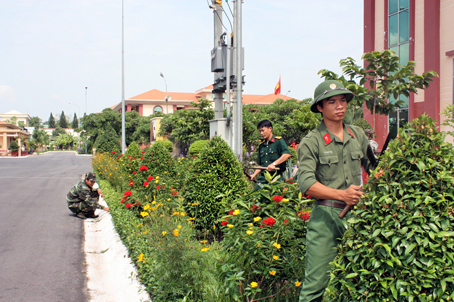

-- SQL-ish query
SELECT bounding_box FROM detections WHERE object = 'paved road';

[0,152,92,302]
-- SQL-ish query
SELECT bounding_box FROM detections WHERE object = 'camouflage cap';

[85,172,97,181]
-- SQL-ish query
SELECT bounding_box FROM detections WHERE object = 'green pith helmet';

[311,80,354,113]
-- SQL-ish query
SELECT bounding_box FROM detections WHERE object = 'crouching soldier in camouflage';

[67,172,109,219]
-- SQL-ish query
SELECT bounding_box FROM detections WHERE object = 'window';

[153,106,163,114]
[388,0,410,138]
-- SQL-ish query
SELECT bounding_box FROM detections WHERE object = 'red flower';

[129,181,134,186]
[119,154,123,157]
[171,191,177,195]
[272,196,284,203]
[221,221,228,226]
[228,210,234,215]
[128,164,132,166]
[127,155,131,157]
[139,166,148,171]
[147,176,154,181]
[130,158,133,161]
[250,205,258,213]
[156,185,160,190]
[132,171,137,174]
[143,181,149,187]
[297,211,310,221]
[287,178,295,184]
[117,156,121,159]
[141,151,145,154]
[261,217,276,227]
[140,156,144,159]
[124,191,132,196]
[134,202,142,206]
[112,151,116,154]
[120,197,126,203]
[125,203,132,209]
[284,219,290,225]
[171,187,174,189]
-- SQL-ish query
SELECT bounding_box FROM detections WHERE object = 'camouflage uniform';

[67,180,103,215]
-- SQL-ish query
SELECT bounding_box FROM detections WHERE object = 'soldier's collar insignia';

[347,127,354,138]
[271,138,275,143]
[323,132,331,145]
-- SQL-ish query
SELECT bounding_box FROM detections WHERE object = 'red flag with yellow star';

[274,76,281,95]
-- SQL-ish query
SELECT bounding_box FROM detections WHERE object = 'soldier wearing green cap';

[67,172,110,219]
[297,80,371,301]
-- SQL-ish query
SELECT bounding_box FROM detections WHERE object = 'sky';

[0,0,364,122]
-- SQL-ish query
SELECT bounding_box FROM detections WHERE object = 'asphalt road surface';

[0,152,92,302]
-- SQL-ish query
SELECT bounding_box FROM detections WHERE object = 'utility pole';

[121,0,126,154]
[233,0,243,158]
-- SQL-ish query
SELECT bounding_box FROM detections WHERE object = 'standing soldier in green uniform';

[248,119,291,189]
[67,172,110,219]
[297,80,371,301]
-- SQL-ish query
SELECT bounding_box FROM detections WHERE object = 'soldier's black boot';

[85,209,99,219]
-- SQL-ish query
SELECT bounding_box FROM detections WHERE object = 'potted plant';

[9,140,19,156]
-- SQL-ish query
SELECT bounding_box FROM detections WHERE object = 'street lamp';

[160,72,170,114]
[285,90,291,96]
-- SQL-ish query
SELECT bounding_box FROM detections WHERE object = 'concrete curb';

[84,197,151,302]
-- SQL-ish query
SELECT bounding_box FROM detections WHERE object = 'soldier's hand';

[97,188,103,197]
[103,206,110,212]
[266,163,276,172]
[342,185,363,206]
[247,174,255,180]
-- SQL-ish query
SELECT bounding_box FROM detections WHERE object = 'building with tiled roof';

[110,85,299,116]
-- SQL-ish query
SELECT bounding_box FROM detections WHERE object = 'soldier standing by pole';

[248,119,291,190]
[297,80,371,301]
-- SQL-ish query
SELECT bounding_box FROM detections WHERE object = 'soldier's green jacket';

[66,180,104,210]
[256,135,290,183]
[297,122,371,195]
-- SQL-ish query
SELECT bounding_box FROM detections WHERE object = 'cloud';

[0,85,17,102]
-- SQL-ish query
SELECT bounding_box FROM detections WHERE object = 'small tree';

[72,113,79,129]
[59,110,69,128]
[52,126,66,137]
[8,140,19,152]
[93,122,121,154]
[48,113,56,128]
[6,116,17,125]
[29,116,42,128]
[318,50,437,134]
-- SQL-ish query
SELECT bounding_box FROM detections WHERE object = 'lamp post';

[285,90,291,96]
[85,87,88,153]
[160,72,169,114]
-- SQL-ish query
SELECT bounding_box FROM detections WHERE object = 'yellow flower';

[172,212,179,216]
[167,198,171,201]
[143,230,149,234]
[181,212,186,216]
[233,209,240,216]
[250,282,258,288]
[248,223,253,227]
[201,248,209,252]
[227,224,234,228]
[137,223,143,227]
[254,217,261,222]
[162,231,167,236]
[273,242,281,249]
[269,270,276,276]
[151,201,156,205]
[187,217,196,221]
[295,281,302,287]
[200,240,208,243]
[156,176,159,179]
[138,253,144,262]
[282,198,289,202]
[178,173,180,175]
[155,180,159,183]
[273,255,279,260]
[246,230,254,235]
[140,212,149,217]
[177,225,182,229]
[192,202,199,206]
[173,229,179,237]
[143,204,150,210]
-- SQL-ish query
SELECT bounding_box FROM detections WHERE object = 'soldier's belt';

[316,200,347,209]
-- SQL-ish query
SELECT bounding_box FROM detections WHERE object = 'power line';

[221,7,233,31]
[225,0,234,18]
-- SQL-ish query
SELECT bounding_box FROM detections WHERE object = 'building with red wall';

[364,0,454,149]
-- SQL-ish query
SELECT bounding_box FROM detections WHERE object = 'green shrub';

[125,141,142,158]
[185,136,249,233]
[141,141,177,178]
[328,115,454,301]
[8,140,19,152]
[93,122,121,154]
[220,176,313,301]
[288,146,298,163]
[188,140,209,157]
[154,139,173,153]
[353,118,373,131]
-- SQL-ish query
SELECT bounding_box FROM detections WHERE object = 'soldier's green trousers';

[299,203,350,302]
